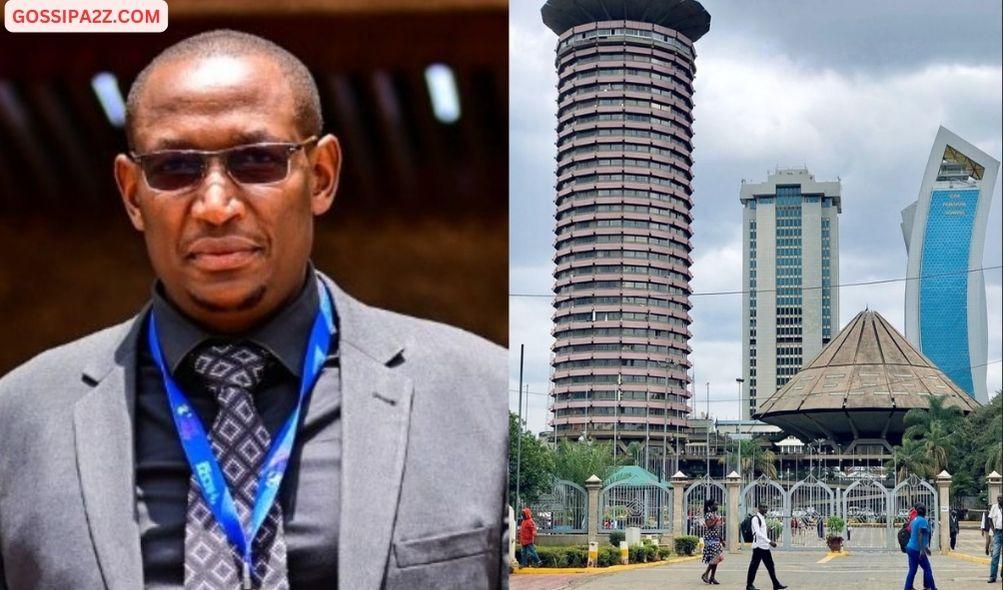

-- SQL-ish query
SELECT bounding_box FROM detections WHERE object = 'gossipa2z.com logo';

[5,0,168,33]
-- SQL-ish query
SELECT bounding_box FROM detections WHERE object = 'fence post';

[671,472,689,539]
[726,471,741,553]
[989,471,1003,506]
[585,474,602,549]
[936,471,951,554]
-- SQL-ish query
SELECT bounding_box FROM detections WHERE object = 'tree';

[902,394,963,440]
[950,391,1002,497]
[552,439,628,485]
[886,437,934,480]
[508,412,554,507]
[718,438,777,479]
[889,392,1002,489]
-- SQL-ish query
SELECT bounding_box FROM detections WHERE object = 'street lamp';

[735,378,745,482]
[656,358,687,479]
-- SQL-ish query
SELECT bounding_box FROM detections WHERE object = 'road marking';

[817,551,850,563]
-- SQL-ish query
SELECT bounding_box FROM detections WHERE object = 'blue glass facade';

[918,188,979,395]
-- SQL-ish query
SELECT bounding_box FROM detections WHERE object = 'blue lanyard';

[147,282,335,588]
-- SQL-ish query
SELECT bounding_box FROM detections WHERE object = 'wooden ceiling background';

[0,0,508,373]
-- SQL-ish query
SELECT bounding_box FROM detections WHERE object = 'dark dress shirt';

[135,272,340,589]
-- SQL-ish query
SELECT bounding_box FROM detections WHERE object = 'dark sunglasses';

[129,136,318,191]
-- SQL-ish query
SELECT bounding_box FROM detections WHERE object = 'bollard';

[619,541,629,565]
[587,541,598,567]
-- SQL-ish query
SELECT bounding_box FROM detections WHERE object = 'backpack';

[740,513,755,543]
[897,524,911,553]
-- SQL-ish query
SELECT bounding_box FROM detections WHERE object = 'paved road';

[541,551,992,589]
[955,527,992,558]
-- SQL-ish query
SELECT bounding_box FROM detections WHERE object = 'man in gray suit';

[0,30,507,590]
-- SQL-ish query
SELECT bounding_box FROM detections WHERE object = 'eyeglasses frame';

[128,135,320,192]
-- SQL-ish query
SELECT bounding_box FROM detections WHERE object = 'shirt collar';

[151,263,322,377]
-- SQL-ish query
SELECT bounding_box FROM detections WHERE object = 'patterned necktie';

[184,341,289,590]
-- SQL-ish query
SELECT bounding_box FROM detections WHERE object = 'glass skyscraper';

[741,168,841,419]
[901,126,1000,403]
[542,0,710,473]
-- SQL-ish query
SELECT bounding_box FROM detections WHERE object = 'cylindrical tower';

[543,0,710,475]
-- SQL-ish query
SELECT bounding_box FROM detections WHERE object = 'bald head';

[125,29,322,151]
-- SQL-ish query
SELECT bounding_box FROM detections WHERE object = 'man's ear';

[310,134,341,216]
[115,154,146,231]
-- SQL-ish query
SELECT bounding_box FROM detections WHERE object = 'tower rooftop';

[541,0,710,41]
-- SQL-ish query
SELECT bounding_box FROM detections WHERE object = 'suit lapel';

[325,278,414,590]
[74,317,145,590]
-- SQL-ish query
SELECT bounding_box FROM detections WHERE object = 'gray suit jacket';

[0,275,508,589]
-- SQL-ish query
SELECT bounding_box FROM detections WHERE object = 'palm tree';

[886,437,934,480]
[897,394,963,476]
[718,438,778,479]
[902,394,963,441]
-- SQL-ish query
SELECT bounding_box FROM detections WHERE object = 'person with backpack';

[745,504,787,590]
[701,499,724,585]
[903,503,937,590]
[898,501,922,553]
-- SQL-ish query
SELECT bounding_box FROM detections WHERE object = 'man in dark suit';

[0,30,506,590]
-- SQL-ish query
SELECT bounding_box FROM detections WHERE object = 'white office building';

[740,167,841,419]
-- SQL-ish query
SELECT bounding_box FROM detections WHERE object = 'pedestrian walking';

[983,508,992,555]
[746,504,787,590]
[701,499,724,585]
[988,496,1003,583]
[903,503,937,590]
[518,507,543,568]
[949,508,960,551]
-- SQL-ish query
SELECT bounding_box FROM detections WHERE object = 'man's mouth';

[185,236,263,271]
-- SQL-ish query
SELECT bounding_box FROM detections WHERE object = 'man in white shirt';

[989,496,1003,583]
[746,504,787,590]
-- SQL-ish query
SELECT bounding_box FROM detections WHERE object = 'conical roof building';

[756,310,980,445]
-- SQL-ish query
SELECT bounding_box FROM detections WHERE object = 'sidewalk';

[563,550,991,589]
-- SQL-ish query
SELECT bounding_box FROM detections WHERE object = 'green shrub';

[597,545,620,567]
[641,537,654,546]
[534,546,562,567]
[608,531,625,547]
[643,543,658,562]
[674,535,700,556]
[627,544,644,563]
[566,546,588,567]
[826,515,846,537]
[533,546,588,567]
[657,546,672,560]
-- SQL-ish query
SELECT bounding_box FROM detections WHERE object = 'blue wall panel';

[918,188,979,396]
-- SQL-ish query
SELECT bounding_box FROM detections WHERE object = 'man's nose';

[190,159,244,225]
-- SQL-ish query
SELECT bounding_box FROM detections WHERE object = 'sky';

[509,0,1004,435]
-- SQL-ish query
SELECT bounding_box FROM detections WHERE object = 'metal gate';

[842,479,891,550]
[740,476,786,545]
[893,475,940,550]
[528,478,587,534]
[785,476,835,550]
[683,476,727,540]
[600,480,673,533]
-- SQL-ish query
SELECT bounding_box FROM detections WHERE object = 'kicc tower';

[543,0,710,475]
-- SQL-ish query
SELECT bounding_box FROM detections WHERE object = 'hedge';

[608,531,625,547]
[519,543,674,568]
[673,535,700,556]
